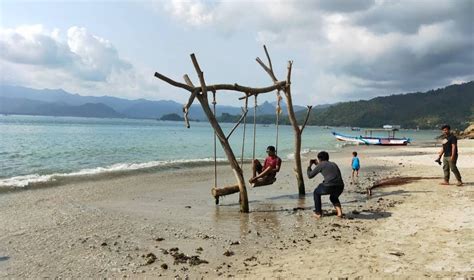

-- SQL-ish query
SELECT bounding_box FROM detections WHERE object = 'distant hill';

[0,97,123,118]
[160,113,184,121]
[0,85,299,120]
[301,81,474,129]
[2,83,471,128]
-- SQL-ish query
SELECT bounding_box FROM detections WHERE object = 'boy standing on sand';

[436,124,463,186]
[351,151,360,180]
[307,151,344,218]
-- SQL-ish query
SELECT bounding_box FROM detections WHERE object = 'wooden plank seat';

[211,177,277,204]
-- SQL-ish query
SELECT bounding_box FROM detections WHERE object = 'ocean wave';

[286,149,315,159]
[0,158,226,188]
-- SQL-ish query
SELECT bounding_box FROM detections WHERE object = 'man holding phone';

[307,151,344,218]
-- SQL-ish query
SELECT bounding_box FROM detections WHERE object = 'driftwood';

[154,49,291,213]
[255,46,313,195]
[211,185,240,205]
[367,176,440,196]
[211,177,277,204]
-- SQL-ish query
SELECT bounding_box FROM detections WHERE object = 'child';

[351,151,360,180]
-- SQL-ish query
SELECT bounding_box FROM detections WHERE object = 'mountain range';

[0,85,308,120]
[1,82,472,130]
[300,81,473,129]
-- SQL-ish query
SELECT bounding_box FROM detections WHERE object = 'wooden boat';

[332,128,410,146]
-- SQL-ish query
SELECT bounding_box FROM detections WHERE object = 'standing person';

[436,124,463,186]
[249,145,282,186]
[351,151,360,180]
[307,151,344,218]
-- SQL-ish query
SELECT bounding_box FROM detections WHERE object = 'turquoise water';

[0,115,439,187]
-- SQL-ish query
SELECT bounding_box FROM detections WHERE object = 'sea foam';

[0,158,225,188]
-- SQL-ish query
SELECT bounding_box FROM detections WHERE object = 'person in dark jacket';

[307,151,344,218]
[436,124,463,186]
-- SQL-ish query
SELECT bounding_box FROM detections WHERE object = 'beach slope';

[0,141,472,278]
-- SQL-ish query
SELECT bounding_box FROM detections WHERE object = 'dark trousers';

[443,156,462,182]
[313,183,344,214]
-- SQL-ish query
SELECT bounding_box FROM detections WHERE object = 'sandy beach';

[0,140,473,279]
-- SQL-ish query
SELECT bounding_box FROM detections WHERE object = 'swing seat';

[251,177,277,188]
[211,176,277,204]
[211,185,240,204]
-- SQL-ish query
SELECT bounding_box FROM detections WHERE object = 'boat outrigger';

[332,127,410,146]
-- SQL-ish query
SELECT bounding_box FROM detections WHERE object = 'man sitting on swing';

[249,145,282,187]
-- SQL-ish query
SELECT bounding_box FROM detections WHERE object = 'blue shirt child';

[352,155,360,170]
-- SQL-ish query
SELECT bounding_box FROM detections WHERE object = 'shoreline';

[0,140,473,278]
[0,137,442,190]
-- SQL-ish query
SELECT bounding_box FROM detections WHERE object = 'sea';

[0,115,440,188]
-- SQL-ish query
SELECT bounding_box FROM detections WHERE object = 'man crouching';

[307,151,344,218]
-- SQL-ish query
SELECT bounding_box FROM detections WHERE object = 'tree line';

[217,81,473,130]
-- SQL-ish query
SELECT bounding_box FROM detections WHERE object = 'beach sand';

[0,140,473,279]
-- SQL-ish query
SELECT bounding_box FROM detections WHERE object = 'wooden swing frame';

[154,45,312,213]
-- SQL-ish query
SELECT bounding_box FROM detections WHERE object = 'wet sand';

[0,140,473,278]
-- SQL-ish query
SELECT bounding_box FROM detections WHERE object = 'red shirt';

[264,155,282,172]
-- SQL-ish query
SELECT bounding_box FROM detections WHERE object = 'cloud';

[317,0,375,13]
[66,26,132,81]
[155,0,474,104]
[0,25,74,66]
[0,25,163,100]
[163,0,215,26]
[0,25,132,82]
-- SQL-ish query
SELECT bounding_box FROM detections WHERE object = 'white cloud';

[2,1,472,106]
[0,25,74,66]
[0,25,131,82]
[163,0,215,26]
[0,25,163,100]
[154,0,474,104]
[66,26,132,81]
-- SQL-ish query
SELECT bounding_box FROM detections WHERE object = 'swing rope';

[252,95,258,162]
[275,90,282,155]
[212,90,280,192]
[212,91,217,189]
[240,96,249,169]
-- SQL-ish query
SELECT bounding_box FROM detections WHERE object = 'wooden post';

[190,54,249,213]
[255,46,313,196]
[211,185,240,197]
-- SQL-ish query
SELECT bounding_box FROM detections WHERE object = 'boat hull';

[332,132,410,146]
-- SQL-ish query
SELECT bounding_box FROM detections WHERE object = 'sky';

[0,0,473,106]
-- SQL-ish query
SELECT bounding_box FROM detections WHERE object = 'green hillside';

[301,81,473,130]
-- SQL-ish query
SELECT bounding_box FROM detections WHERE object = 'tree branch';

[256,57,277,83]
[154,72,193,92]
[300,105,313,133]
[237,81,286,100]
[226,108,249,140]
[155,71,285,97]
[190,53,208,98]
[182,74,197,128]
[256,45,278,83]
[263,45,273,74]
[286,60,293,87]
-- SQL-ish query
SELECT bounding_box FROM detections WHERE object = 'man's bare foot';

[313,212,322,219]
[456,181,463,186]
[440,181,450,185]
[335,206,343,218]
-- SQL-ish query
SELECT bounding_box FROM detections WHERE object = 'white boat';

[332,128,410,146]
